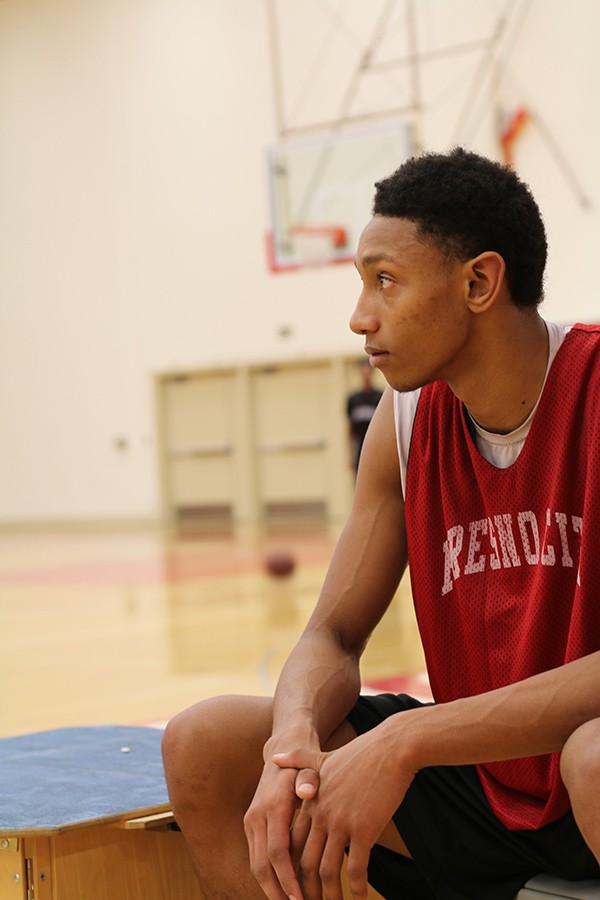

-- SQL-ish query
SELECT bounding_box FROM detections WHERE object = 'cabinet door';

[252,363,330,518]
[163,372,235,519]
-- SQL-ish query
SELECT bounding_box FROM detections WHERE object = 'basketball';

[264,550,296,577]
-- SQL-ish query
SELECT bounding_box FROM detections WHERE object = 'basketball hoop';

[288,224,349,268]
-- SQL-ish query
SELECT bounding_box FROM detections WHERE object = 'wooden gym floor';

[0,523,426,740]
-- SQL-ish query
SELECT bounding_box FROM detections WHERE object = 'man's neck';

[453,310,549,435]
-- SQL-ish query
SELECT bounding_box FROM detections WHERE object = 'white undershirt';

[393,321,570,497]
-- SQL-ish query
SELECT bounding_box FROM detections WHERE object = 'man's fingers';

[290,808,311,871]
[345,840,373,900]
[246,824,292,900]
[246,823,302,900]
[266,812,304,900]
[243,765,304,900]
[315,834,347,900]
[297,823,327,900]
[272,750,326,800]
[266,844,303,900]
[273,749,326,771]
[295,767,319,799]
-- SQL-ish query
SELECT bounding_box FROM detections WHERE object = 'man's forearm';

[266,628,362,756]
[392,649,600,772]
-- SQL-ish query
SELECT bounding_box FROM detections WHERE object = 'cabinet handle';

[169,443,232,458]
[258,438,326,452]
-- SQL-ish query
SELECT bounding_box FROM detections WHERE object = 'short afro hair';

[372,147,547,307]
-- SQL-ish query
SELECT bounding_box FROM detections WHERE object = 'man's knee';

[162,696,226,771]
[162,694,273,804]
[561,717,600,799]
[162,697,225,817]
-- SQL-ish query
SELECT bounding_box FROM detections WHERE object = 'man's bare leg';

[162,694,412,898]
[162,694,273,898]
[561,717,600,866]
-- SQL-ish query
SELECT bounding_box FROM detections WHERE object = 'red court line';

[0,536,337,587]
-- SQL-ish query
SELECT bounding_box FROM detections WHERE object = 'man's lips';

[365,345,388,360]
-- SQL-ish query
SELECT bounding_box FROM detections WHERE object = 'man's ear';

[465,252,506,313]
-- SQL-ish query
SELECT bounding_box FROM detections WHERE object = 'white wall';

[0,0,598,523]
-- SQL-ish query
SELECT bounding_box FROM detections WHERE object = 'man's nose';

[349,292,378,335]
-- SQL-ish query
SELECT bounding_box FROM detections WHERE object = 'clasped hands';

[244,727,412,900]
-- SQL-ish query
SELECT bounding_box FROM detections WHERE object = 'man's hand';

[243,760,302,899]
[273,728,416,899]
[243,742,322,900]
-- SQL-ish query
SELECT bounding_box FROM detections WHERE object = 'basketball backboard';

[265,121,412,272]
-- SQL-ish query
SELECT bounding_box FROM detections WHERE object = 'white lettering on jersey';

[572,516,583,586]
[493,514,522,568]
[518,511,540,565]
[464,519,488,575]
[442,509,583,594]
[442,525,464,595]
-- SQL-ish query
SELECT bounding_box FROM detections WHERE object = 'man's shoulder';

[560,322,600,355]
[553,323,600,383]
[570,322,600,334]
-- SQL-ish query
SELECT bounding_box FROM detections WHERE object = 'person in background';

[346,359,383,472]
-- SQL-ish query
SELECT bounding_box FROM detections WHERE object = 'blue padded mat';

[0,725,169,835]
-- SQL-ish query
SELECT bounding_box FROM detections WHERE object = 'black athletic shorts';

[347,693,600,900]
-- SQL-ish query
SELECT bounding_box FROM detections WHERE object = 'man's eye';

[378,273,393,287]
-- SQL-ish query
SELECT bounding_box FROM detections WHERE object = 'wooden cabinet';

[155,355,386,529]
[0,821,205,900]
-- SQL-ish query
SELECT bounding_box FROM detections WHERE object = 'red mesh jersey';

[404,323,600,830]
